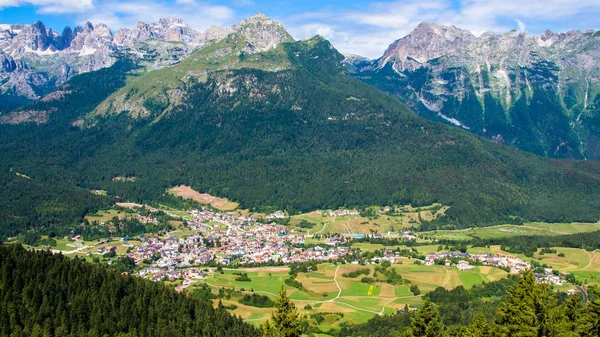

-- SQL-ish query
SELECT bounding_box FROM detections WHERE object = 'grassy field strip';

[377,295,420,315]
[314,266,341,304]
[313,222,328,234]
[333,300,381,315]
[584,250,598,270]
[441,267,450,287]
[50,246,90,255]
[520,225,570,235]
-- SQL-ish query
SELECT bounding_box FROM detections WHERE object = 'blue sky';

[1,0,599,58]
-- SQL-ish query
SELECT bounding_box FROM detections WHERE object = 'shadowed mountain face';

[3,15,600,236]
[345,23,600,160]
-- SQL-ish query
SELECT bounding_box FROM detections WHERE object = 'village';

[127,208,353,282]
[93,207,568,288]
[423,251,564,286]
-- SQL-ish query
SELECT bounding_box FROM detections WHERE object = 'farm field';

[196,261,508,331]
[85,209,127,223]
[532,248,600,285]
[467,245,600,285]
[423,222,600,241]
[289,204,448,236]
[193,244,599,332]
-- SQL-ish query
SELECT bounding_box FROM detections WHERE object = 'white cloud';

[0,0,94,13]
[0,0,234,32]
[282,0,600,58]
[516,19,526,33]
[74,0,234,32]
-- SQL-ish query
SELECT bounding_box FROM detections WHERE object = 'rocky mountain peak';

[75,22,95,34]
[158,17,188,27]
[231,13,293,52]
[0,14,299,101]
[29,21,50,51]
[196,25,231,46]
[411,22,467,38]
[379,22,475,71]
[115,17,199,45]
[353,22,600,160]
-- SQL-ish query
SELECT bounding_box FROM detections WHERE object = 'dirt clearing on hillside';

[168,185,239,211]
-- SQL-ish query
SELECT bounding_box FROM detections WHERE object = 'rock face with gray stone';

[0,14,295,103]
[347,23,600,159]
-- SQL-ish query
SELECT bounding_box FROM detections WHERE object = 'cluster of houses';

[323,209,360,217]
[98,207,571,289]
[423,251,531,274]
[535,268,563,286]
[136,215,159,224]
[129,209,360,279]
[266,211,286,220]
[98,246,118,254]
[187,210,247,230]
[138,267,206,282]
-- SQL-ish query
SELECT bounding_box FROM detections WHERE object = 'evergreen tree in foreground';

[408,298,446,337]
[496,269,569,337]
[577,299,600,337]
[262,286,302,337]
[0,244,259,337]
[466,313,491,337]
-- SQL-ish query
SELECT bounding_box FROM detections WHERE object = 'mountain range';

[2,14,600,238]
[0,17,230,106]
[3,18,600,160]
[345,23,600,160]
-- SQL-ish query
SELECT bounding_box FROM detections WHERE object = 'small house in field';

[457,260,474,270]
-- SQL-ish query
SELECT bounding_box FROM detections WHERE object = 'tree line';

[0,244,259,337]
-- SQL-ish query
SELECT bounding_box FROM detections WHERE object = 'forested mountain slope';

[3,17,600,235]
[0,244,259,336]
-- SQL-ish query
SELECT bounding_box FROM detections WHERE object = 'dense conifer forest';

[0,244,259,337]
[0,170,110,239]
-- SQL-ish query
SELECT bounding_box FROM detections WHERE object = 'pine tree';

[496,269,570,337]
[564,293,585,332]
[262,286,301,337]
[577,300,600,337]
[496,270,539,336]
[467,313,490,337]
[409,298,446,337]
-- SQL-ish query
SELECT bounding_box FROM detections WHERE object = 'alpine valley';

[3,14,600,236]
[2,12,600,337]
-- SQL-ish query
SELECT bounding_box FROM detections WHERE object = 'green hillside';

[3,36,600,234]
[0,244,259,336]
[0,170,110,239]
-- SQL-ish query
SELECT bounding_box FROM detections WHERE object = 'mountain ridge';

[3,21,600,233]
[0,13,284,103]
[346,22,600,160]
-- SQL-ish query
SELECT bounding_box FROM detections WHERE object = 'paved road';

[578,286,589,303]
